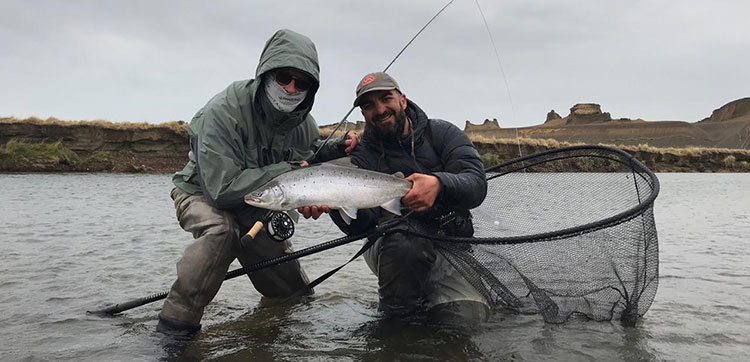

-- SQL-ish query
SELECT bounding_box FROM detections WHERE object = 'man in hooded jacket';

[159,29,357,334]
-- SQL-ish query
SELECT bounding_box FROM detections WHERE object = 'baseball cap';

[353,72,401,106]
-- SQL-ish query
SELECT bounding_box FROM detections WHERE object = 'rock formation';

[464,118,501,132]
[700,97,750,122]
[545,110,561,123]
[564,103,612,125]
[460,98,750,149]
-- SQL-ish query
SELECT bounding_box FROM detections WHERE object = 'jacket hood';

[252,29,321,129]
[256,29,320,84]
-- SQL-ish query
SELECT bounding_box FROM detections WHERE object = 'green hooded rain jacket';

[172,29,345,226]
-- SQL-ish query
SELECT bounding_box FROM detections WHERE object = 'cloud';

[1,0,748,127]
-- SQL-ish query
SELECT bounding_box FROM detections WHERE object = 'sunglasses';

[274,70,313,91]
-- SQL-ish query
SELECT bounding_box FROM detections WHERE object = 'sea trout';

[244,163,412,223]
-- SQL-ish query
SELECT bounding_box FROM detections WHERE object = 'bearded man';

[319,72,489,322]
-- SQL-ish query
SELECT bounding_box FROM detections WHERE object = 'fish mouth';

[244,194,261,205]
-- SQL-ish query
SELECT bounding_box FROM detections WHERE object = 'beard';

[370,105,408,141]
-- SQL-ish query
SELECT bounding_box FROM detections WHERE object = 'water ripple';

[1,173,749,361]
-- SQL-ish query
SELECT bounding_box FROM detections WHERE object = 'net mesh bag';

[404,145,659,324]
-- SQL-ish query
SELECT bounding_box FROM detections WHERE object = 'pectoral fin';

[380,199,403,216]
[286,210,300,223]
[340,207,358,221]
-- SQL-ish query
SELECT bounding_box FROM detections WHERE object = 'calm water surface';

[0,173,748,361]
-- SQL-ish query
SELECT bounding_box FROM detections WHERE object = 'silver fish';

[244,163,412,224]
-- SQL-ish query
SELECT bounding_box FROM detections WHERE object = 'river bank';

[2,117,749,173]
[0,117,187,172]
[473,137,750,172]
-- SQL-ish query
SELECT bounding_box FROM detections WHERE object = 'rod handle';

[240,221,264,248]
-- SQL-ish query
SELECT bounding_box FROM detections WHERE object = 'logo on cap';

[360,74,377,88]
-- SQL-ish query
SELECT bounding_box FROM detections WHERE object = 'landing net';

[405,145,659,323]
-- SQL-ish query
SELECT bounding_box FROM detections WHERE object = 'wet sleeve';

[193,108,300,209]
[430,122,488,209]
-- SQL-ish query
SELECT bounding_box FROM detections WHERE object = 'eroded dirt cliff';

[0,118,188,172]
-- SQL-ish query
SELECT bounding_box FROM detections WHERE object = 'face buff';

[264,73,308,113]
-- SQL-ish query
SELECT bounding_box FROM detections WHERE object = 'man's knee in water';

[178,217,239,276]
[375,233,437,316]
[205,215,240,240]
[428,300,490,326]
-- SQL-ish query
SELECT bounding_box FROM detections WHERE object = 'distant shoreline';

[471,137,750,172]
[2,117,749,173]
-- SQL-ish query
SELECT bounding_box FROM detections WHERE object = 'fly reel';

[265,211,295,242]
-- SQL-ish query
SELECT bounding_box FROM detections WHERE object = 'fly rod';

[90,222,365,316]
[89,214,413,316]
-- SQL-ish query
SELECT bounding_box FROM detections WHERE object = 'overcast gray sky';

[1,0,748,128]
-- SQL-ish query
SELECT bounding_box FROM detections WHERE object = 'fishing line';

[311,0,456,160]
[474,0,524,159]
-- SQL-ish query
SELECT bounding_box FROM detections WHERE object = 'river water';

[0,173,748,361]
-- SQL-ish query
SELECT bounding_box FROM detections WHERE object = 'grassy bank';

[473,136,750,172]
[0,116,187,132]
[0,140,115,172]
[2,117,750,172]
[3,137,749,173]
[1,117,189,172]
